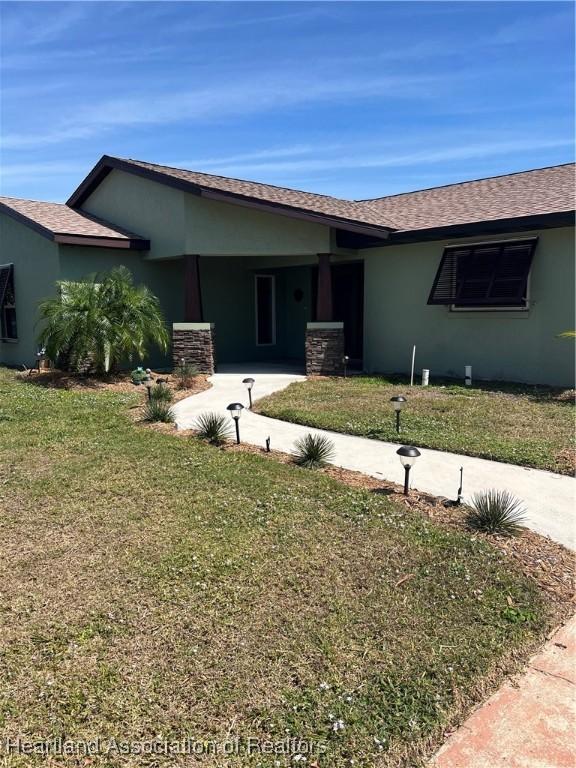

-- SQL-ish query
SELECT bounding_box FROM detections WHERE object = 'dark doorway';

[312,261,364,365]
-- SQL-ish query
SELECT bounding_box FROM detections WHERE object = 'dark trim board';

[54,234,150,249]
[336,211,576,249]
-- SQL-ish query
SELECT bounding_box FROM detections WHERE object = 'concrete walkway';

[173,366,576,550]
[430,615,576,768]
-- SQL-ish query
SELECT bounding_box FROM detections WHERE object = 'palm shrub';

[195,412,231,446]
[149,384,173,403]
[466,489,526,536]
[293,433,335,469]
[38,266,169,375]
[143,399,175,424]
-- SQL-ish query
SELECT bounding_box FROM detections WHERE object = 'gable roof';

[356,163,576,235]
[0,196,149,249]
[67,155,397,237]
[67,156,575,241]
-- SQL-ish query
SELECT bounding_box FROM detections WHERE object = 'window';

[255,274,276,345]
[427,238,537,309]
[0,264,17,341]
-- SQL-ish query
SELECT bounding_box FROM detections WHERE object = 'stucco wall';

[0,213,60,367]
[364,227,575,387]
[80,169,188,260]
[185,195,330,256]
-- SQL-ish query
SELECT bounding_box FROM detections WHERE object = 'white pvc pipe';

[410,345,416,386]
[422,368,430,386]
[465,365,472,386]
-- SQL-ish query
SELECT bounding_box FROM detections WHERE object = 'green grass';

[255,376,575,474]
[0,368,557,766]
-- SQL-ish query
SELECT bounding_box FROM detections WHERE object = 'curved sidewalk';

[173,367,576,551]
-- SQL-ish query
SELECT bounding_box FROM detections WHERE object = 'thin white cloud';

[182,137,574,178]
[1,72,442,150]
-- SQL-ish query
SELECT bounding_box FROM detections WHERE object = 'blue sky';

[1,1,574,202]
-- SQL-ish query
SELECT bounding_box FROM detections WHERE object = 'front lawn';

[255,376,575,474]
[0,369,564,766]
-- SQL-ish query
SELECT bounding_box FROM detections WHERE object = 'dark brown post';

[184,254,203,322]
[316,253,333,322]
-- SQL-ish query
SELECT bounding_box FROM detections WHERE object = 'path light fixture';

[242,378,255,408]
[226,402,244,444]
[396,445,421,496]
[390,395,407,434]
[144,377,154,401]
[343,355,349,378]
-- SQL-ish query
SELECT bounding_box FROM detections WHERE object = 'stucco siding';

[0,213,60,367]
[363,227,575,387]
[80,169,188,260]
[185,195,330,256]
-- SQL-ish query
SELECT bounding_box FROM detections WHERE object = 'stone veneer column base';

[172,323,216,375]
[305,322,345,376]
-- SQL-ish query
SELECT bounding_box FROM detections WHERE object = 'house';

[1,156,574,386]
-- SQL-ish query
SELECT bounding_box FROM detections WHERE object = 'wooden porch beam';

[183,254,203,322]
[316,253,333,322]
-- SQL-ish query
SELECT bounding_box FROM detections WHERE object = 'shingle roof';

[0,196,148,248]
[356,163,576,232]
[105,158,575,235]
[109,157,395,231]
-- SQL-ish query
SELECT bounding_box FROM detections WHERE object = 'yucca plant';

[466,489,526,536]
[195,412,231,446]
[175,358,199,389]
[293,433,335,469]
[143,399,175,424]
[149,384,173,403]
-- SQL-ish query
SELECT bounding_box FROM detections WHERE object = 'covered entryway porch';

[172,253,364,375]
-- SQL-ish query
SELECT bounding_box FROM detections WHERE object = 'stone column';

[305,322,345,376]
[172,322,216,374]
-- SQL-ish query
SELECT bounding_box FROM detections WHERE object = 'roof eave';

[360,211,575,248]
[54,234,150,250]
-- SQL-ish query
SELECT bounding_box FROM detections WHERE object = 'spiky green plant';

[195,412,232,446]
[175,358,199,389]
[143,399,175,424]
[149,384,173,403]
[466,490,526,536]
[293,433,335,469]
[38,266,169,375]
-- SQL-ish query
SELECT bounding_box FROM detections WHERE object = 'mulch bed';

[17,368,211,405]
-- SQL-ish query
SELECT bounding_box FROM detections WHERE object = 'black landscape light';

[396,445,421,496]
[343,355,349,378]
[242,378,255,408]
[390,395,407,433]
[226,402,244,444]
[144,375,154,401]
